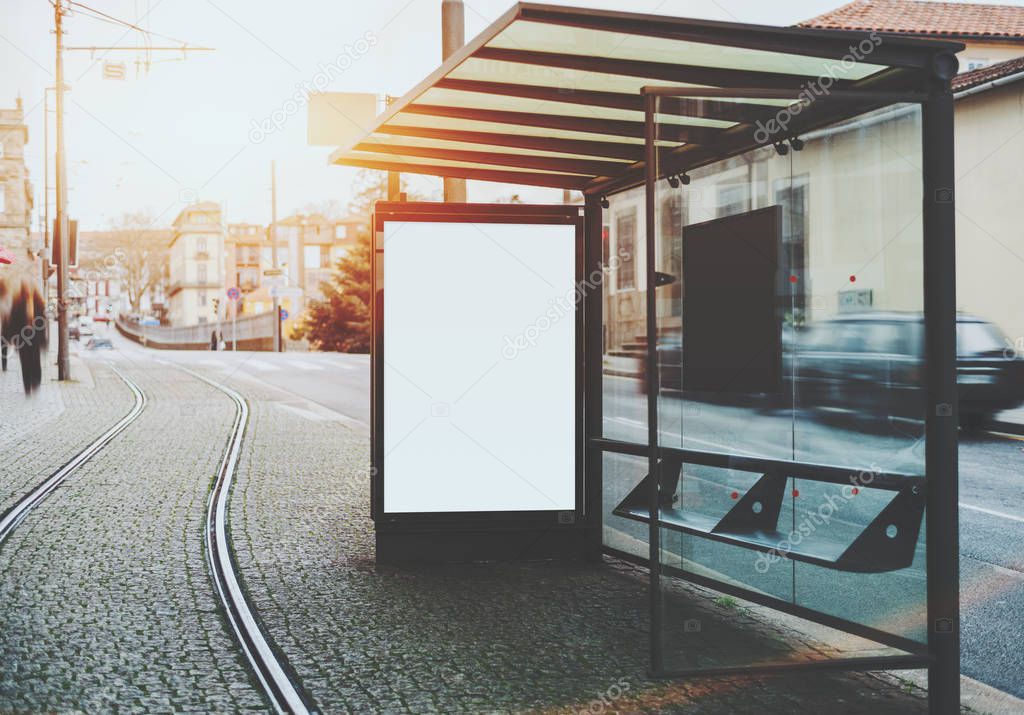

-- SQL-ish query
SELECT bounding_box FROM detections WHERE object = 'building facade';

[0,98,36,285]
[276,213,361,306]
[168,202,225,326]
[802,0,1024,342]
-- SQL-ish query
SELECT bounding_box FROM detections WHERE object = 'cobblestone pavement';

[0,352,133,515]
[0,358,266,712]
[222,369,959,715]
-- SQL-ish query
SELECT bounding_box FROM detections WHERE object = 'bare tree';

[79,212,170,313]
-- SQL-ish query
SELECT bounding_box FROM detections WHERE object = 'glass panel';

[601,194,647,445]
[602,452,650,561]
[449,58,796,105]
[643,95,926,672]
[384,115,658,145]
[360,133,637,162]
[790,103,927,643]
[487,20,888,80]
[418,88,737,128]
[344,149,583,175]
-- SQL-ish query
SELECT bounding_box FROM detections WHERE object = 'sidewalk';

[221,368,1005,714]
[0,351,134,516]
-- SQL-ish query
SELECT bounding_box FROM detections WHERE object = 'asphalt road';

[98,327,370,431]
[88,332,1024,699]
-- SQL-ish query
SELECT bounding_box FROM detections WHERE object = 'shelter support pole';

[441,0,467,202]
[583,192,603,562]
[922,58,960,715]
[642,92,663,675]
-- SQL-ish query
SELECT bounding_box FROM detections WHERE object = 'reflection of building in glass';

[604,104,924,384]
[802,0,1024,341]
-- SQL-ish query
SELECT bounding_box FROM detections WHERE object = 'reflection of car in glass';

[643,313,1024,427]
[85,338,113,350]
[786,313,1024,426]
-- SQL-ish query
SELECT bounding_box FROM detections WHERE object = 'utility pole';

[54,0,70,380]
[270,161,280,352]
[43,88,52,329]
[442,0,466,203]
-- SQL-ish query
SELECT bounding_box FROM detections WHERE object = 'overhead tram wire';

[61,1,213,64]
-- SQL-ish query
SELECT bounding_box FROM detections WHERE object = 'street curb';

[982,420,1024,436]
[883,669,1024,714]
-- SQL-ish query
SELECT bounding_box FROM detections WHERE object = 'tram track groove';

[0,364,146,546]
[181,366,317,715]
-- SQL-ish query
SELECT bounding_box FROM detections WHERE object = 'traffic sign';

[269,286,303,298]
[279,309,289,320]
[226,286,241,301]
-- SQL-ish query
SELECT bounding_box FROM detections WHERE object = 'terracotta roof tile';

[800,0,1024,40]
[952,53,1024,90]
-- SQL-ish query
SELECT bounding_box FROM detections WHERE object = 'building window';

[774,175,810,317]
[197,263,207,283]
[717,183,749,217]
[660,193,683,316]
[615,210,636,291]
[0,188,5,214]
[334,224,347,240]
[198,291,207,307]
[196,236,207,254]
[304,245,322,269]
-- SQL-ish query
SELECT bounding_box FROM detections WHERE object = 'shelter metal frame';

[332,5,962,712]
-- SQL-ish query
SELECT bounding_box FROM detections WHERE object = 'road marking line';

[277,403,331,422]
[242,359,278,371]
[287,359,324,371]
[984,430,1024,442]
[960,502,1024,524]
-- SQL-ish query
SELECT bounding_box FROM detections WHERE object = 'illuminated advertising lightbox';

[375,206,581,515]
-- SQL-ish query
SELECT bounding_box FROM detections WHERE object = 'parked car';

[85,338,113,350]
[69,322,80,341]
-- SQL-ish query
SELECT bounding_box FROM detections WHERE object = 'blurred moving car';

[78,315,94,336]
[85,337,113,350]
[787,313,1023,426]
[642,313,1024,427]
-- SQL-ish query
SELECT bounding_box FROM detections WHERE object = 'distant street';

[100,327,370,430]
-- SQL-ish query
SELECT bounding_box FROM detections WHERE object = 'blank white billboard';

[383,220,577,513]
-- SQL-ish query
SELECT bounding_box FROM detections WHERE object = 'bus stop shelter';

[330,4,962,712]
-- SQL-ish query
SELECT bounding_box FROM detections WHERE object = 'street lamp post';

[54,0,70,381]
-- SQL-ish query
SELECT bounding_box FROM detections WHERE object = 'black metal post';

[922,55,960,715]
[584,193,604,562]
[643,92,663,674]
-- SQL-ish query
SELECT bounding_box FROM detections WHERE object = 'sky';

[1,0,1019,232]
